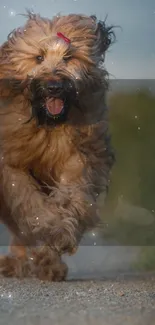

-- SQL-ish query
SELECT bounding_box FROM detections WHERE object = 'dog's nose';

[46,80,74,96]
[47,81,63,92]
[52,68,58,75]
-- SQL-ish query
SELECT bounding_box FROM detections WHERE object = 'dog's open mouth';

[29,78,78,126]
[46,97,65,117]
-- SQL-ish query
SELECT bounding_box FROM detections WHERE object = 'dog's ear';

[0,41,11,81]
[90,15,115,57]
[0,42,12,96]
[0,40,23,97]
[0,42,9,65]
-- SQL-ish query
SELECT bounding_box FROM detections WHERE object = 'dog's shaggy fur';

[0,12,115,281]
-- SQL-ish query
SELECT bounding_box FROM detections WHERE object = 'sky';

[0,0,154,79]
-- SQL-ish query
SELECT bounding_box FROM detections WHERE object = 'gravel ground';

[0,226,155,325]
[0,275,155,325]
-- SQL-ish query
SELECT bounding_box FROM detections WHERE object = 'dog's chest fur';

[1,118,87,184]
[0,94,113,192]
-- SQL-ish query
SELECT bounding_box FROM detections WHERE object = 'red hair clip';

[57,32,71,44]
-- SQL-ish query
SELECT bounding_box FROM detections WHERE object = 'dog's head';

[0,12,114,126]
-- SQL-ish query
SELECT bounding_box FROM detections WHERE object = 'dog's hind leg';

[9,236,27,258]
[0,242,68,281]
[0,234,32,278]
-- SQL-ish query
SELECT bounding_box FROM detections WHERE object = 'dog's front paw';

[31,212,80,255]
[49,218,79,255]
[31,246,68,281]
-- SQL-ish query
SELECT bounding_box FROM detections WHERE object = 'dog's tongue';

[46,98,64,115]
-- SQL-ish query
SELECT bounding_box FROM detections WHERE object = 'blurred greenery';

[134,247,155,271]
[108,89,155,212]
[98,89,155,269]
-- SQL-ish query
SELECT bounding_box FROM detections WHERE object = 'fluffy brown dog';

[0,12,115,280]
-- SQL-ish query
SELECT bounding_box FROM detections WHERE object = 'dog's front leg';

[1,162,98,254]
[0,164,64,243]
[46,154,100,255]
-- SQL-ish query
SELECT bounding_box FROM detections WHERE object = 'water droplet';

[90,203,93,207]
[138,127,141,131]
[152,210,154,213]
[9,9,16,17]
[12,183,15,187]
[36,217,39,220]
[18,118,22,121]
[29,257,34,261]
[135,115,138,119]
[92,232,96,237]
[5,292,12,299]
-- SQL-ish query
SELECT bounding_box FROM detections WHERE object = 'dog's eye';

[63,55,72,62]
[36,55,44,63]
